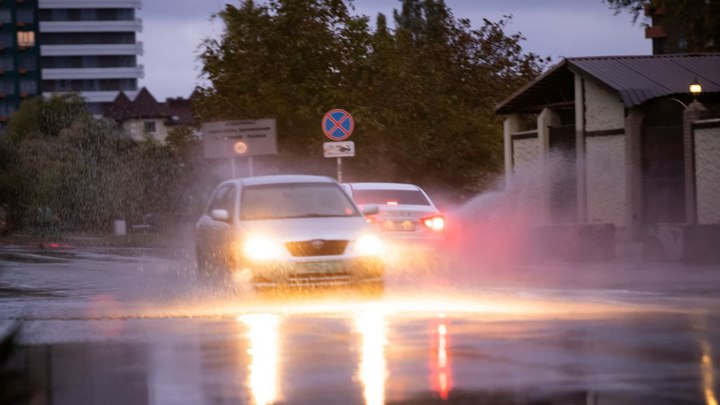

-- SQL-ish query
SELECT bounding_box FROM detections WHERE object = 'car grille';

[285,240,348,257]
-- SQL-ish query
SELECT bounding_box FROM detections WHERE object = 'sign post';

[201,119,277,177]
[321,109,355,182]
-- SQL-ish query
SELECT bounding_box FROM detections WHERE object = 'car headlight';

[243,236,284,261]
[355,234,384,256]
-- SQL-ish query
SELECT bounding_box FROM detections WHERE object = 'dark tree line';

[195,0,548,197]
[606,0,720,53]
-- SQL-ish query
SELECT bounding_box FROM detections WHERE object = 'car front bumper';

[242,256,384,288]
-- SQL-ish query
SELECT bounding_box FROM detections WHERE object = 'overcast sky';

[138,0,650,100]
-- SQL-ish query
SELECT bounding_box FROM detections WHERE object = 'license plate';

[298,261,343,273]
[382,220,416,232]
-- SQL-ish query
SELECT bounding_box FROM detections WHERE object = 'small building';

[495,53,720,262]
[104,87,197,143]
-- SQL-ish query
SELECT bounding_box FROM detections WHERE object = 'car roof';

[345,182,422,191]
[236,174,337,187]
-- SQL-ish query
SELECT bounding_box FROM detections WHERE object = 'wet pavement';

[0,243,719,404]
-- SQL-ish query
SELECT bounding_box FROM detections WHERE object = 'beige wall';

[695,125,720,224]
[122,118,170,144]
[586,135,626,226]
[512,137,540,179]
[585,79,625,131]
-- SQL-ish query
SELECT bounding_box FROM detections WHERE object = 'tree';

[196,0,547,197]
[3,95,201,233]
[605,0,720,53]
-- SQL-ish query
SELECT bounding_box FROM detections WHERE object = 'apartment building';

[0,0,143,123]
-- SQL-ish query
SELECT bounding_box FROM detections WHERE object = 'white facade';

[123,118,170,144]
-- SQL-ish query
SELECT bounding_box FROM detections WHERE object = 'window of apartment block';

[144,121,157,133]
[0,56,12,71]
[17,31,35,47]
[0,33,12,47]
[19,55,36,70]
[0,80,14,95]
[16,8,35,24]
[19,79,37,94]
[0,10,11,24]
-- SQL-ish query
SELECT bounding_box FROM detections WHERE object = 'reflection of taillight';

[386,201,398,205]
[365,215,377,224]
[422,215,445,232]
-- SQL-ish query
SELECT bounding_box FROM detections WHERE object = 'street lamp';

[690,77,702,101]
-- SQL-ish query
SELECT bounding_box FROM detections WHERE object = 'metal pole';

[249,156,254,177]
[337,157,343,182]
[231,157,236,178]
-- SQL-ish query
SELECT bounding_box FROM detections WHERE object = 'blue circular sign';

[322,109,354,141]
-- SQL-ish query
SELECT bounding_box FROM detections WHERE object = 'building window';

[0,10,11,24]
[17,31,35,47]
[16,8,35,24]
[0,56,12,71]
[144,121,157,133]
[19,79,37,95]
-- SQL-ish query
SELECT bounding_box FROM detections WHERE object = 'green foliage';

[196,0,548,197]
[3,98,205,233]
[5,94,90,142]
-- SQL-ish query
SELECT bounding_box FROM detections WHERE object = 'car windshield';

[351,189,431,206]
[240,182,360,220]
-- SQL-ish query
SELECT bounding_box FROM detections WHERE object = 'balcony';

[41,42,143,56]
[42,65,144,80]
[40,19,142,33]
[38,0,141,8]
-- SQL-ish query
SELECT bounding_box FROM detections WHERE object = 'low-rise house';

[495,53,720,262]
[104,87,197,143]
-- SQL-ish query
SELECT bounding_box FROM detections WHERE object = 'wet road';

[1,243,719,405]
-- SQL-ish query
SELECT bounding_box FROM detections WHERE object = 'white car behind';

[342,182,446,264]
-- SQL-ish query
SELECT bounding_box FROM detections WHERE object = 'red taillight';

[386,200,398,205]
[422,215,445,232]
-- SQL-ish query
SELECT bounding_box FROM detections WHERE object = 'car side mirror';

[210,209,230,222]
[361,205,379,216]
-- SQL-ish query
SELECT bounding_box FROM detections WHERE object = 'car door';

[198,184,236,263]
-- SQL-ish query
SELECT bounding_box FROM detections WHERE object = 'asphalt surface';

[1,241,719,405]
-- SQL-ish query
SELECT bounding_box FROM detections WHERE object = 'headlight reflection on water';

[354,311,387,405]
[239,314,281,405]
[701,339,718,405]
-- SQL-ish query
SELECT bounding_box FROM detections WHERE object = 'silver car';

[195,175,384,288]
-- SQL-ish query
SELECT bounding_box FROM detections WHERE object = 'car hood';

[237,216,373,242]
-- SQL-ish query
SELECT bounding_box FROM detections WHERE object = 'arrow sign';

[324,141,355,158]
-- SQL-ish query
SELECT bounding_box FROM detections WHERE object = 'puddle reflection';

[431,316,452,400]
[701,339,718,405]
[354,311,387,405]
[239,313,281,405]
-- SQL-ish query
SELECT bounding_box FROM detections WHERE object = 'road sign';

[323,141,355,158]
[201,119,277,159]
[322,109,354,141]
